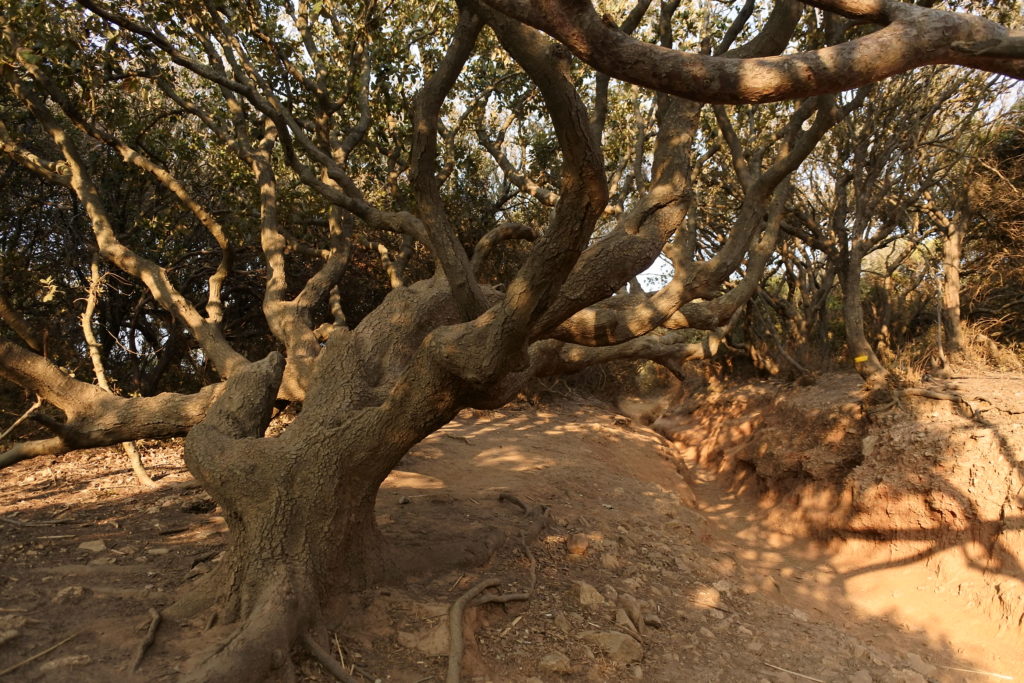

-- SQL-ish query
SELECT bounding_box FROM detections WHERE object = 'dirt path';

[654,372,1024,683]
[682,453,1022,682]
[1,394,1021,681]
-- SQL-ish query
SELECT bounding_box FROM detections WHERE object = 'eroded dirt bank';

[653,372,1024,680]
[1,378,1022,681]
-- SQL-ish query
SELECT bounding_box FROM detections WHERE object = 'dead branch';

[130,608,162,671]
[0,631,79,677]
[0,395,42,442]
[0,515,68,527]
[302,633,359,683]
[123,441,157,488]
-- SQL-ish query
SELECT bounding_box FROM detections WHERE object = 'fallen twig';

[690,600,730,613]
[497,614,523,637]
[763,662,825,683]
[0,631,79,677]
[0,515,66,528]
[303,633,359,683]
[332,633,345,671]
[446,578,501,683]
[940,664,1014,680]
[130,608,162,671]
[123,441,157,489]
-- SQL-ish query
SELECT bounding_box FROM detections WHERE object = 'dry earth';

[0,372,1022,682]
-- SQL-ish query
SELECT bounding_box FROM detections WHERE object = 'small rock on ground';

[39,655,92,672]
[538,650,573,675]
[904,653,937,678]
[52,586,89,604]
[576,581,604,607]
[553,611,572,632]
[579,630,643,664]
[565,533,590,556]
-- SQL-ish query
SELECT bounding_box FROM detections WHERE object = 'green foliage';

[0,0,1019,397]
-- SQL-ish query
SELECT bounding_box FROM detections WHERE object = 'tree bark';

[79,254,156,487]
[840,244,887,384]
[942,214,964,354]
[172,279,478,681]
[0,338,226,468]
[479,0,1024,99]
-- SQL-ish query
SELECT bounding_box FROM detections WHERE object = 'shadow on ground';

[0,392,1019,681]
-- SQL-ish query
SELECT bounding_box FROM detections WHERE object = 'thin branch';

[0,395,42,442]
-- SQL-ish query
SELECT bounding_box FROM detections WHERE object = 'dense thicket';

[966,105,1024,344]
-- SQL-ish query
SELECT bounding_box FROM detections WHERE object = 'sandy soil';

[0,374,1021,682]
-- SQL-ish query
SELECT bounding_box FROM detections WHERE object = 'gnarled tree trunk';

[175,281,478,681]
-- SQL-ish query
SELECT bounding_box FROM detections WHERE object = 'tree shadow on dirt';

[1,396,1020,681]
[659,373,1024,680]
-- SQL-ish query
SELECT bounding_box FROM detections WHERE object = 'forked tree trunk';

[174,353,446,680]
[173,282,474,681]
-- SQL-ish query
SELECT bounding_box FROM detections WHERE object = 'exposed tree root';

[497,491,529,513]
[183,575,303,683]
[498,492,550,543]
[446,578,501,683]
[302,633,358,683]
[446,511,543,683]
[130,607,162,671]
[468,534,539,608]
[900,387,976,417]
